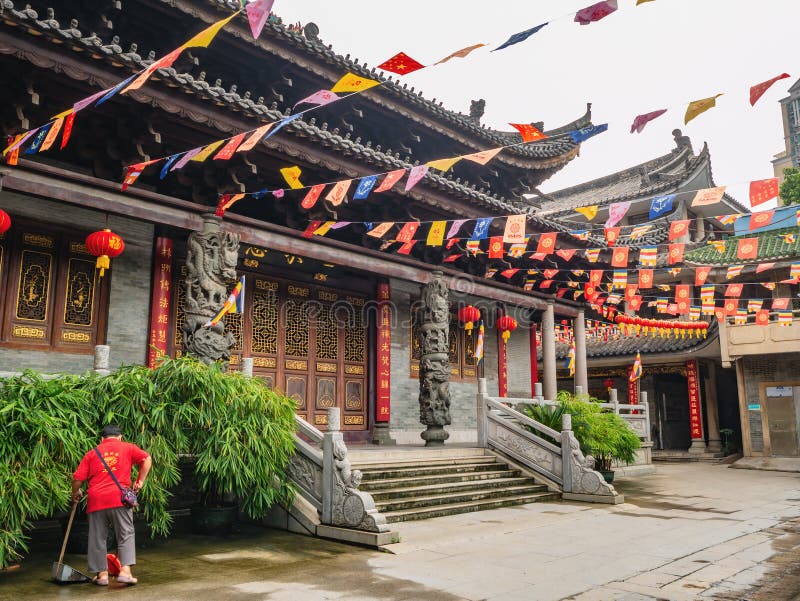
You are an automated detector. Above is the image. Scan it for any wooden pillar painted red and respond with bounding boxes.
[148,237,173,368]
[530,322,539,397]
[498,308,508,398]
[375,282,391,422]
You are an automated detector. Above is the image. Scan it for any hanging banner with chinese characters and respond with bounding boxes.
[148,237,173,368]
[375,282,392,423]
[686,359,703,440]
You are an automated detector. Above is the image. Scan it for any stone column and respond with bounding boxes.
[182,214,240,365]
[418,272,451,446]
[573,309,588,394]
[542,300,557,401]
[529,320,539,398]
[704,361,722,452]
[93,345,110,376]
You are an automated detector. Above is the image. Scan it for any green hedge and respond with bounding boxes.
[0,356,297,568]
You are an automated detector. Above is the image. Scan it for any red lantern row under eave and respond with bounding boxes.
[458,305,481,331]
[497,315,518,344]
[0,209,10,236]
[85,228,125,277]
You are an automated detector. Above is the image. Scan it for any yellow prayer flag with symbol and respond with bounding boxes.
[280,166,304,189]
[685,94,723,125]
[330,72,380,93]
[181,13,237,49]
[190,140,225,162]
[427,221,447,246]
[313,221,335,236]
[426,157,462,172]
[575,205,598,221]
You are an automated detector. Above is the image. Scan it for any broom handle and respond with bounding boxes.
[57,501,78,571]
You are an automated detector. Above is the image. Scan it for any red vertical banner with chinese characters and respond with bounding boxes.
[148,237,173,368]
[375,282,391,423]
[498,309,508,398]
[627,366,639,406]
[685,359,703,440]
[529,322,538,397]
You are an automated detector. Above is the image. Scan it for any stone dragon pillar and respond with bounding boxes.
[418,271,452,446]
[182,214,240,365]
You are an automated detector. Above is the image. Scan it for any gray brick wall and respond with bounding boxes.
[0,192,153,373]
[505,305,532,398]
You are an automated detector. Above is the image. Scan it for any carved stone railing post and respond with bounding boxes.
[183,213,240,366]
[561,414,574,493]
[418,271,451,446]
[534,382,544,404]
[560,412,622,503]
[477,377,489,448]
[93,345,110,376]
[610,388,619,414]
[241,357,254,377]
[642,391,651,442]
[321,408,389,533]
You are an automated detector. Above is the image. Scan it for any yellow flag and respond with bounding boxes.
[636,0,655,4]
[280,166,304,189]
[40,117,64,152]
[313,221,335,236]
[330,72,380,93]
[427,221,447,246]
[685,94,723,124]
[575,205,598,221]
[182,13,237,49]
[191,140,225,162]
[51,108,74,120]
[426,157,461,172]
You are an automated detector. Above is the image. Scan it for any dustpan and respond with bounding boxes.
[52,501,91,584]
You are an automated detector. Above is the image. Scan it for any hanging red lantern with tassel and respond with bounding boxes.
[497,315,518,344]
[85,228,125,277]
[458,305,481,332]
[0,209,10,236]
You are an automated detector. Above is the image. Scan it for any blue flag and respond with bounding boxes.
[353,175,378,200]
[471,218,493,240]
[648,194,675,220]
[24,124,51,154]
[160,155,180,179]
[568,123,608,144]
[492,22,548,52]
[263,113,301,141]
[95,75,137,107]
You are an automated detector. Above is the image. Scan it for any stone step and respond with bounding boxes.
[354,455,497,472]
[358,461,508,481]
[374,484,551,513]
[358,468,523,491]
[367,477,542,502]
[382,491,561,523]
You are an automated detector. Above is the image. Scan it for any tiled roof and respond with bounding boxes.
[683,227,800,266]
[551,320,718,360]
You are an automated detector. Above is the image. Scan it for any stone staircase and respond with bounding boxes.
[350,449,559,523]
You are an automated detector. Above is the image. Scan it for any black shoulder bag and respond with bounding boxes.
[93,447,139,509]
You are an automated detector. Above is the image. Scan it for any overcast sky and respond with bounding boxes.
[276,0,795,211]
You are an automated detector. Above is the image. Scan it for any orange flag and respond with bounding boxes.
[605,227,620,247]
[536,232,557,255]
[40,117,65,152]
[610,247,629,268]
[374,169,406,193]
[749,178,779,208]
[669,220,690,241]
[237,122,276,153]
[367,222,395,238]
[325,180,352,206]
[300,184,326,210]
[462,147,503,165]
[638,269,653,289]
[692,186,726,207]
[510,123,547,143]
[736,237,758,260]
[668,243,684,265]
[749,210,774,230]
[685,94,723,124]
[435,43,486,64]
[695,266,711,286]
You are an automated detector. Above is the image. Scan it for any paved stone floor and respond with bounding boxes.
[2,463,800,600]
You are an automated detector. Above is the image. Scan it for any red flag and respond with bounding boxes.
[749,210,774,230]
[724,299,738,315]
[625,284,638,302]
[374,169,406,193]
[669,220,690,241]
[574,0,618,24]
[544,269,559,279]
[590,270,603,285]
[213,132,247,161]
[396,222,420,243]
[302,220,323,238]
[755,309,770,325]
[488,236,504,258]
[750,73,790,106]
[396,240,418,255]
[638,269,653,289]
[629,296,643,311]
[500,268,520,279]
[695,266,711,286]
[378,52,425,75]
[756,262,776,274]
[300,184,326,210]
[725,283,744,297]
[772,298,790,310]
[630,109,667,133]
[510,123,547,143]
[556,288,569,298]
[555,248,577,262]
[749,178,779,208]
[605,227,620,247]
[443,254,460,263]
[675,285,690,314]
[668,243,684,265]
[611,247,629,268]
[60,112,76,149]
[736,237,758,260]
[536,232,557,255]
[121,159,159,191]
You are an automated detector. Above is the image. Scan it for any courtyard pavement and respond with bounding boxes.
[2,463,800,600]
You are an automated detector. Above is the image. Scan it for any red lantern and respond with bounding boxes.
[85,228,125,277]
[458,305,481,332]
[0,209,10,236]
[497,315,518,344]
[603,377,615,390]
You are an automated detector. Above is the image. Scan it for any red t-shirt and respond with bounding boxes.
[73,439,149,513]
